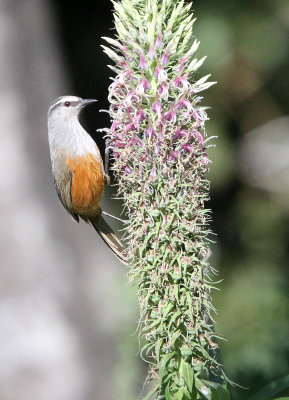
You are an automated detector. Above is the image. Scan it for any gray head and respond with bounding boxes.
[48,95,99,156]
[48,95,97,121]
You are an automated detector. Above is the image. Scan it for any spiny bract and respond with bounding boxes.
[102,0,229,399]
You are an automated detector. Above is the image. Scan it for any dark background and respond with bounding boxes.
[0,0,288,399]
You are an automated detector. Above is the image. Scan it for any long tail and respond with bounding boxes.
[89,215,127,264]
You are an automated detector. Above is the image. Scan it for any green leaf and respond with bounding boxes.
[143,318,160,331]
[180,360,194,392]
[173,284,179,303]
[169,331,181,348]
[155,220,161,235]
[273,398,289,400]
[162,302,174,320]
[159,352,176,378]
[142,385,158,400]
[186,292,193,318]
[204,381,230,400]
[168,311,182,329]
[174,387,191,400]
[195,379,230,400]
[248,375,289,400]
[140,342,154,362]
[195,378,212,399]
[165,384,174,400]
[155,339,163,363]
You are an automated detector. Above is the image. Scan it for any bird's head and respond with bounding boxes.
[48,96,97,122]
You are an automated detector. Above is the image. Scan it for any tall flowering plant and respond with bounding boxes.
[102,0,229,398]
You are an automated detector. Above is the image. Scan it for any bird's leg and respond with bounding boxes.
[104,139,111,185]
[103,139,129,224]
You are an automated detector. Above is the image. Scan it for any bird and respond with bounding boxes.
[48,95,126,263]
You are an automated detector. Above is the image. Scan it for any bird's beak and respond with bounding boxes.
[80,98,98,107]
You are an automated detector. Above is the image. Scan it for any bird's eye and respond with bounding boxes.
[64,101,71,107]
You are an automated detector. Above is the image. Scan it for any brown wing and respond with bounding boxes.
[53,157,79,221]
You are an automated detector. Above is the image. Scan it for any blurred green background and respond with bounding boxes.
[0,0,288,399]
[52,0,289,398]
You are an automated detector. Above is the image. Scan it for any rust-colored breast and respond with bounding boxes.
[66,153,104,218]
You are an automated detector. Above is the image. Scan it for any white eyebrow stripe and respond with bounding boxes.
[49,98,66,112]
[54,99,65,107]
[49,96,81,113]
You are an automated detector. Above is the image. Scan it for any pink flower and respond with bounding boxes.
[164,109,177,124]
[181,144,194,156]
[118,69,134,83]
[173,130,189,141]
[193,130,204,145]
[124,123,136,134]
[110,120,119,133]
[155,65,167,82]
[178,56,186,72]
[168,150,179,162]
[135,109,147,129]
[158,82,169,100]
[146,125,156,139]
[150,163,157,179]
[152,99,162,117]
[193,108,208,127]
[199,150,210,166]
[139,53,148,70]
[121,46,133,61]
[123,91,140,107]
[121,45,129,53]
[124,165,132,174]
[136,77,151,96]
[153,144,160,155]
[113,140,125,149]
[155,33,163,49]
[161,52,169,66]
[128,136,142,147]
[175,98,193,113]
[146,154,152,163]
[148,44,155,60]
[173,76,191,91]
